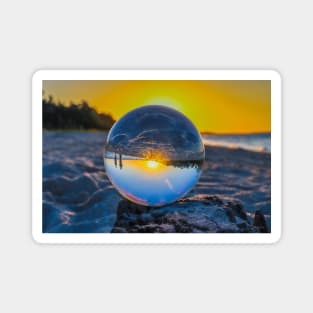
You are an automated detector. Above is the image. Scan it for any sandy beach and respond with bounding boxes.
[43,131,271,233]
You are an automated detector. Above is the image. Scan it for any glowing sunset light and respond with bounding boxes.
[147,160,159,169]
[43,80,271,134]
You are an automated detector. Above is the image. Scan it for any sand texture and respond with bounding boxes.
[43,132,271,233]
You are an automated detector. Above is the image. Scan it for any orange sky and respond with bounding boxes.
[43,80,271,134]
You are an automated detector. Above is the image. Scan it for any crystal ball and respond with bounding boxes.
[104,105,205,207]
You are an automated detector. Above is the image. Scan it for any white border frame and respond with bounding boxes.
[32,70,281,244]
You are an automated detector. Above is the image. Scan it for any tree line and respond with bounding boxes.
[43,95,115,130]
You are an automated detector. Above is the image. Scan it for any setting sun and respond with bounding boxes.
[147,160,159,169]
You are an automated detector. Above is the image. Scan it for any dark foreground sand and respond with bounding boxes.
[43,132,271,233]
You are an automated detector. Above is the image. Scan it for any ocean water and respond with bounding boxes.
[104,157,202,207]
[201,133,271,153]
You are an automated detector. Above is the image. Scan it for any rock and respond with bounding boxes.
[237,222,248,231]
[213,208,227,221]
[112,195,258,233]
[137,224,175,233]
[111,227,127,233]
[253,210,269,233]
[174,223,192,233]
[117,199,151,216]
[224,207,236,223]
[204,195,223,205]
[226,202,247,221]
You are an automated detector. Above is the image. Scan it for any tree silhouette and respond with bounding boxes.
[43,94,115,130]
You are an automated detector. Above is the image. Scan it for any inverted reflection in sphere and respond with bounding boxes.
[104,105,205,206]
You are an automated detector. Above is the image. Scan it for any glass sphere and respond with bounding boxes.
[104,105,205,207]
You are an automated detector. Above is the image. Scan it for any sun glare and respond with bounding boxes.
[147,160,159,168]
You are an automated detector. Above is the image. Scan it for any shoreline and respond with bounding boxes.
[43,130,271,154]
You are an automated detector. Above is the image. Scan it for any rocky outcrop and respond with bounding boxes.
[112,195,269,233]
[253,210,269,233]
